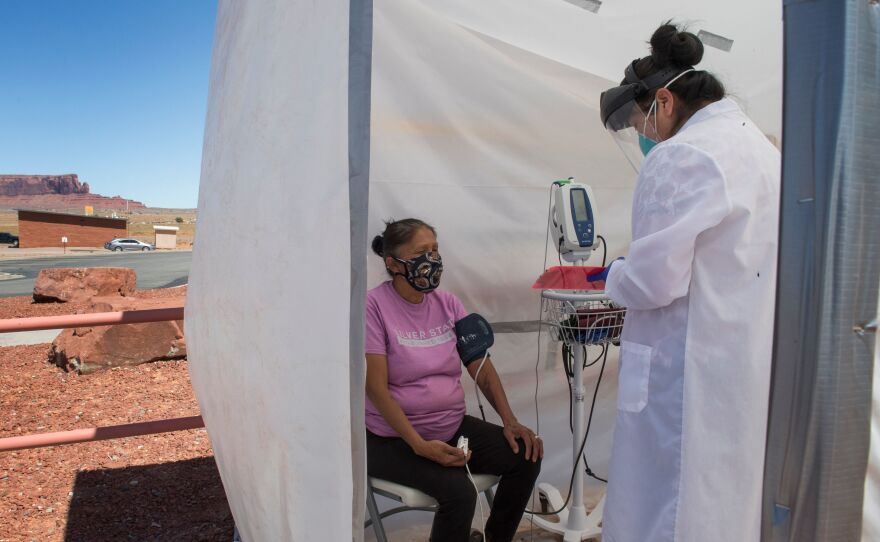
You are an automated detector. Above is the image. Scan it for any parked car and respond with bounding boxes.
[0,232,19,247]
[105,238,155,252]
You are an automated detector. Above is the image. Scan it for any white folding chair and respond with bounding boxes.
[365,474,500,542]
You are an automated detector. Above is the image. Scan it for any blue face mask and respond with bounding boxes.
[639,133,658,156]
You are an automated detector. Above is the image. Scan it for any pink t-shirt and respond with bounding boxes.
[365,281,468,442]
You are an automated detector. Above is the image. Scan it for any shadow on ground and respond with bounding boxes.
[64,457,233,542]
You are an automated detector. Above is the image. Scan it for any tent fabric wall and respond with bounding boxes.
[186,1,357,540]
[763,1,880,541]
[417,0,783,143]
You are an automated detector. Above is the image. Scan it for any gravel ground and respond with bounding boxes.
[0,288,233,542]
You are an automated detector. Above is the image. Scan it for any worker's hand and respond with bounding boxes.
[587,257,625,283]
[503,420,543,462]
[415,440,471,467]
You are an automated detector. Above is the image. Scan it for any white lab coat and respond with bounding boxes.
[603,98,780,542]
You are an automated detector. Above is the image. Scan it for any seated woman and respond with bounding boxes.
[365,218,543,542]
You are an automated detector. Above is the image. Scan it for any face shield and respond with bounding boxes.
[600,89,659,172]
[600,60,691,172]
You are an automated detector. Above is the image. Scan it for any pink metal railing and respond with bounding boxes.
[0,307,200,452]
[0,416,205,452]
[0,307,184,333]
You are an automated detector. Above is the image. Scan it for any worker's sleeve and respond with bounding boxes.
[605,143,732,310]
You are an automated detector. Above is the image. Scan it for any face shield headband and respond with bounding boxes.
[392,251,443,292]
[599,59,692,131]
[599,60,693,172]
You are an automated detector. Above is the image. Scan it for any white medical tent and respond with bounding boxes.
[184,0,879,540]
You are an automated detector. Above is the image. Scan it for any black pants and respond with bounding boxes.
[367,415,541,542]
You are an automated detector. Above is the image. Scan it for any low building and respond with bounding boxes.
[153,225,179,249]
[17,210,127,248]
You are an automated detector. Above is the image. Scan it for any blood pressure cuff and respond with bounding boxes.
[455,313,494,367]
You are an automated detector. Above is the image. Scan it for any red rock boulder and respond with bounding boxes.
[48,296,186,374]
[33,268,137,303]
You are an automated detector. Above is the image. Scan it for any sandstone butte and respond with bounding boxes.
[0,174,145,210]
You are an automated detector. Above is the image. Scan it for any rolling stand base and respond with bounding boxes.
[527,483,605,541]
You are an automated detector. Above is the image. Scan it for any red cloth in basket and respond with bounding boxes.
[531,266,605,290]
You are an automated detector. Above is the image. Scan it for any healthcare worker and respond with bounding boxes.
[593,23,781,542]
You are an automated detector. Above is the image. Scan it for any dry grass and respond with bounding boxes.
[124,209,197,246]
[0,208,197,246]
[0,210,17,236]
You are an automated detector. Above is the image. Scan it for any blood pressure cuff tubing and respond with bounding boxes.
[455,313,494,367]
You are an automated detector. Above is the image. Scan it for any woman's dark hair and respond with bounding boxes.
[371,218,436,275]
[634,22,725,116]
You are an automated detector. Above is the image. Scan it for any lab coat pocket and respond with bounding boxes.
[618,341,652,413]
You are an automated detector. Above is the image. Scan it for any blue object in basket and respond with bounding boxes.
[559,308,623,344]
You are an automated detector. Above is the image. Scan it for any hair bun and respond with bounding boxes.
[371,234,385,257]
[650,23,704,68]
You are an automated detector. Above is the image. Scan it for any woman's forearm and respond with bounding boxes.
[367,386,426,452]
[472,359,517,425]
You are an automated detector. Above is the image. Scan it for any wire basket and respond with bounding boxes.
[541,292,626,346]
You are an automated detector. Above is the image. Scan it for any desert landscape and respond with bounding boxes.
[0,209,196,248]
[0,175,197,248]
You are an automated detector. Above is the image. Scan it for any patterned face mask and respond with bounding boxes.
[392,251,443,292]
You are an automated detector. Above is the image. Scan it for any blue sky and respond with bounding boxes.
[0,1,217,209]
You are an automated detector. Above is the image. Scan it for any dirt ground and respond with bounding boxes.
[0,290,232,542]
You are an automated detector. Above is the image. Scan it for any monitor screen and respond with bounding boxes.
[572,189,591,222]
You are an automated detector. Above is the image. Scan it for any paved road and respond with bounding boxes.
[0,329,62,346]
[0,251,192,298]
